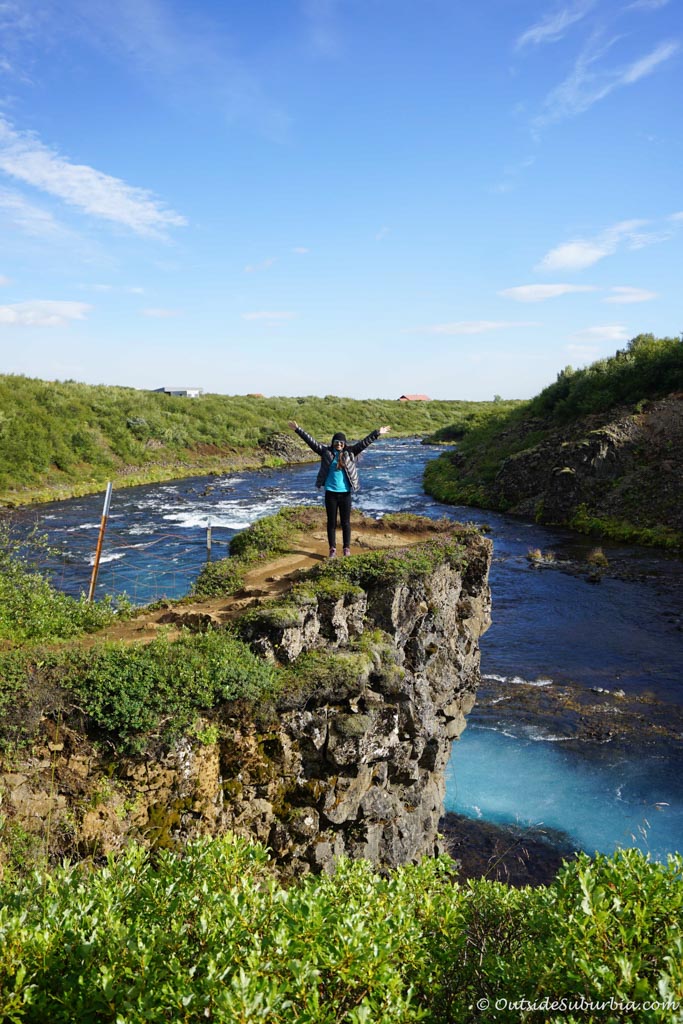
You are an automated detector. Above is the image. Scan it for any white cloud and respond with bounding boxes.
[571,324,629,342]
[499,283,597,302]
[411,321,540,335]
[604,286,657,303]
[0,116,186,238]
[142,307,181,318]
[622,41,680,83]
[535,37,679,126]
[670,211,683,222]
[0,300,91,327]
[537,240,611,271]
[516,0,595,49]
[0,186,69,238]
[244,258,276,273]
[292,246,310,254]
[536,218,650,271]
[375,226,390,241]
[242,311,295,321]
[627,0,671,11]
[0,274,10,286]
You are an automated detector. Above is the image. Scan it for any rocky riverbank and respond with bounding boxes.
[425,393,683,549]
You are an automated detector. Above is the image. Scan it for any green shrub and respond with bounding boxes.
[0,630,275,750]
[0,839,680,1023]
[0,522,126,642]
[530,334,683,422]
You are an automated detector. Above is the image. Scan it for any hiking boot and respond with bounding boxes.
[329,547,337,559]
[343,547,351,556]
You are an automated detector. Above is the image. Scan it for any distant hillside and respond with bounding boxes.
[424,334,683,548]
[0,376,518,505]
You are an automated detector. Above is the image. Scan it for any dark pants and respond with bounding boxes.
[325,490,352,549]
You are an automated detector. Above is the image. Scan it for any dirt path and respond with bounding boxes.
[93,524,429,645]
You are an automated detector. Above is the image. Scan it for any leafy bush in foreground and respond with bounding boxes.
[0,839,680,1023]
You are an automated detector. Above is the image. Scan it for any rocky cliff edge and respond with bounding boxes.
[0,520,492,877]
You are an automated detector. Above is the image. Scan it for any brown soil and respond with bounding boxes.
[90,524,431,646]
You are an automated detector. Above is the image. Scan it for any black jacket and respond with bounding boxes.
[295,427,381,491]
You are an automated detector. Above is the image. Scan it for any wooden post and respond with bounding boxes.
[206,523,212,561]
[87,482,113,602]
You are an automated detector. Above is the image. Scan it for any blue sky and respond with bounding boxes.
[0,0,680,400]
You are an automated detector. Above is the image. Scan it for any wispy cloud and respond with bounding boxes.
[0,300,91,327]
[0,275,10,286]
[535,37,679,126]
[142,307,182,318]
[536,218,652,271]
[500,283,597,302]
[571,324,629,341]
[0,1,42,83]
[408,321,540,335]
[292,246,310,254]
[604,286,657,303]
[242,311,296,322]
[301,0,342,57]
[375,226,390,242]
[66,0,290,141]
[490,155,536,195]
[0,186,69,238]
[244,258,276,273]
[0,117,186,238]
[516,0,596,49]
[627,0,671,11]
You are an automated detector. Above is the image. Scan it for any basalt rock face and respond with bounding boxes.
[0,537,492,877]
[489,395,683,535]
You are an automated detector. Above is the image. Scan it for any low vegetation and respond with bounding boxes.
[424,335,683,548]
[0,509,478,752]
[0,836,680,1022]
[0,375,510,504]
[0,520,127,643]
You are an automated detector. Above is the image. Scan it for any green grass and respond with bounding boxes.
[0,374,513,503]
[423,335,683,548]
[0,838,680,1022]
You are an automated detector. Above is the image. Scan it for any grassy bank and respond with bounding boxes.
[0,375,513,506]
[424,335,683,549]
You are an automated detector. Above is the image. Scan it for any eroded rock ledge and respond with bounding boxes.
[1,530,491,877]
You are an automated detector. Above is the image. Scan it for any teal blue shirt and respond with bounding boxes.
[324,453,351,492]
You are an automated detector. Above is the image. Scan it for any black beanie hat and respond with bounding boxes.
[331,432,347,445]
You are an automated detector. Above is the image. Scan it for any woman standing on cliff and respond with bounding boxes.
[287,421,391,558]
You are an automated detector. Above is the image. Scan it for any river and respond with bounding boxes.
[11,438,683,861]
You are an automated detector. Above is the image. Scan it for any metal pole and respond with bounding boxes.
[206,523,212,561]
[87,482,113,602]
